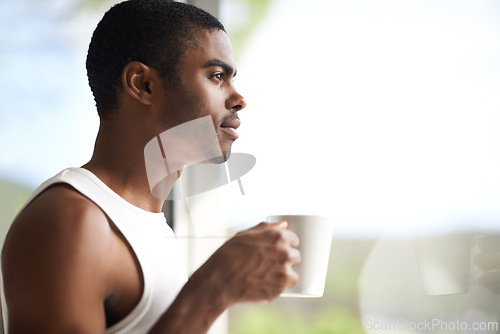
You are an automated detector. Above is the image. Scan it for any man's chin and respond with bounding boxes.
[200,151,231,164]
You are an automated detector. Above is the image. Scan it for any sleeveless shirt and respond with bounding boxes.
[1,168,188,333]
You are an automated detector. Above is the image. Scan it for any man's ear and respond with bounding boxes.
[122,61,156,106]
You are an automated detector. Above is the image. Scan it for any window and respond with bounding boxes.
[2,0,499,333]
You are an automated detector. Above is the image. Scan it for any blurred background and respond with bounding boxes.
[1,0,500,333]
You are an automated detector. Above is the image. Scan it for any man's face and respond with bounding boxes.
[158,29,246,163]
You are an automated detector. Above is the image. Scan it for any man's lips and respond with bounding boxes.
[220,117,240,139]
[220,117,241,129]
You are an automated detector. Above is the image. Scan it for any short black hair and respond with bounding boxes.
[86,0,225,119]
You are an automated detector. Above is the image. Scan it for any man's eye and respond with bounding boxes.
[211,73,223,81]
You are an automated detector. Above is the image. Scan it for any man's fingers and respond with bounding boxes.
[252,221,299,248]
[285,265,300,290]
[289,247,301,266]
[220,220,304,304]
[270,220,288,229]
[253,220,288,231]
[281,228,300,248]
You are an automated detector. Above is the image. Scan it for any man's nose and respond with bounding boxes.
[227,89,247,111]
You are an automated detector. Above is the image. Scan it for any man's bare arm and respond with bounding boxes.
[1,186,117,333]
[149,221,301,334]
[3,186,299,334]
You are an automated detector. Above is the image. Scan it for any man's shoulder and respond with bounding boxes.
[16,183,107,230]
[1,185,119,333]
[3,183,113,260]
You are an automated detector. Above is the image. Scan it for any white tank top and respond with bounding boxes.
[1,168,188,334]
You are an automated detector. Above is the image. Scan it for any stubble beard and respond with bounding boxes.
[200,148,231,164]
[160,82,233,165]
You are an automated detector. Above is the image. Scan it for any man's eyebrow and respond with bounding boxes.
[203,58,237,77]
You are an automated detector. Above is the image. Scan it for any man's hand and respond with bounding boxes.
[205,221,301,304]
[150,221,300,334]
[475,235,500,294]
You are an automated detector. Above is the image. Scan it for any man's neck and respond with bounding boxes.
[83,122,179,213]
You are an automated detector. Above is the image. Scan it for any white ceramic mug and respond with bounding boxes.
[267,215,334,297]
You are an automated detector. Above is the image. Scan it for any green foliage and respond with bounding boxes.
[74,0,118,12]
[231,306,365,334]
[229,238,375,333]
[310,308,365,334]
[0,179,32,245]
[225,0,273,60]
[231,307,288,334]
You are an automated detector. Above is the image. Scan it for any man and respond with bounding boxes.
[1,1,300,333]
